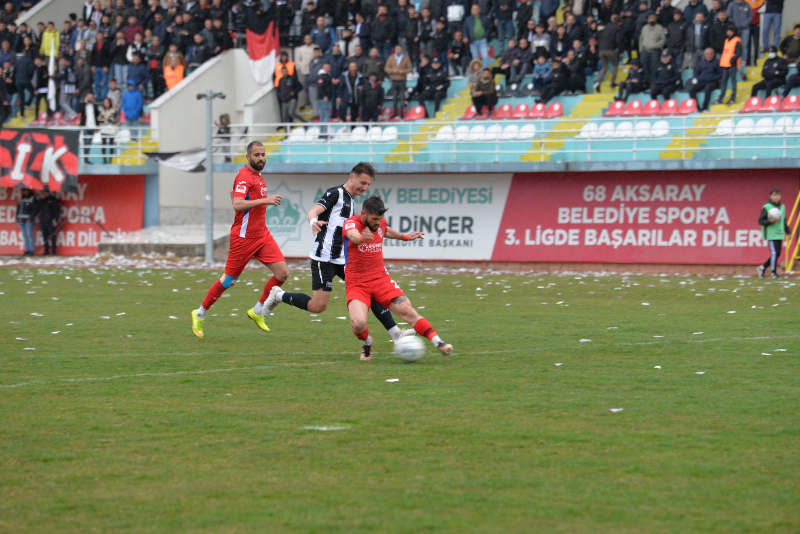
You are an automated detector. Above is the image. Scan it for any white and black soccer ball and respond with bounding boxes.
[768,207,781,223]
[394,335,426,362]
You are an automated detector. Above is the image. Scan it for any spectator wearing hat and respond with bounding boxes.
[417,56,449,114]
[274,50,295,88]
[650,49,680,101]
[751,46,787,97]
[779,24,800,66]
[639,13,665,83]
[714,25,741,104]
[687,47,722,111]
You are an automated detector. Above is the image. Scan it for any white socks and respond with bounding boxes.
[274,287,285,300]
[196,306,207,320]
[431,335,443,346]
[254,302,264,315]
[388,326,402,341]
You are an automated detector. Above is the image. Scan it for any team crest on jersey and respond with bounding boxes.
[377,227,384,238]
[261,186,267,197]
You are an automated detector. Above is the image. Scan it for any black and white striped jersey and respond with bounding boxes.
[310,185,353,265]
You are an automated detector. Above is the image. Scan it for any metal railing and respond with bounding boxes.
[68,125,150,166]
[214,114,800,164]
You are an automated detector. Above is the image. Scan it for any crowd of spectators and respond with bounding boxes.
[0,0,798,127]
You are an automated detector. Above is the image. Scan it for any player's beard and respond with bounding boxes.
[367,222,379,231]
[249,158,265,171]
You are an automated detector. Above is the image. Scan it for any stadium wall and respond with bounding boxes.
[16,0,84,28]
[158,169,798,266]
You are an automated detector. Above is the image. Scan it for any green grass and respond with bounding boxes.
[1,265,799,532]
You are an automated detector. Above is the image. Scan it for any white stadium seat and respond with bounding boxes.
[381,126,398,142]
[331,127,350,143]
[593,122,615,139]
[304,126,321,142]
[468,125,486,141]
[576,123,598,139]
[500,124,519,140]
[117,128,132,145]
[650,121,669,137]
[288,127,306,143]
[455,125,470,141]
[367,126,383,142]
[613,121,633,138]
[517,124,537,140]
[633,121,652,138]
[482,124,502,141]
[349,126,367,142]
[753,118,774,135]
[772,117,793,134]
[734,118,754,136]
[791,118,800,135]
[712,119,734,136]
[434,126,454,141]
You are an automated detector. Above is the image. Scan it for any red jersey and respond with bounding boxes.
[231,166,268,239]
[343,215,387,279]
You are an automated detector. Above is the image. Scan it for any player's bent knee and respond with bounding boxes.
[220,274,238,288]
[350,318,367,333]
[308,301,328,313]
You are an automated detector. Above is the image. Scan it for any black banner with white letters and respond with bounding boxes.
[0,129,79,192]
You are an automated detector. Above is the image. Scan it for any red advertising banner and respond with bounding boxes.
[0,129,80,192]
[0,175,145,255]
[492,170,799,265]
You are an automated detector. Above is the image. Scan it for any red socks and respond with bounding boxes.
[258,276,285,305]
[414,318,437,341]
[201,281,226,310]
[355,327,370,341]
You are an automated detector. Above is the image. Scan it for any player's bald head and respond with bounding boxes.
[246,141,264,156]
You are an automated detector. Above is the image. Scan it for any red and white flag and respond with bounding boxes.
[245,3,280,86]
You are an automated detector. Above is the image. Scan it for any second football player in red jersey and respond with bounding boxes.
[343,195,454,360]
[190,141,289,338]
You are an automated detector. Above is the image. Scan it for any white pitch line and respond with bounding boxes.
[2,335,796,390]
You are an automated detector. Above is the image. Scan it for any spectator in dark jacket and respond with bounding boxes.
[187,34,212,72]
[687,47,722,111]
[337,61,364,121]
[16,188,37,256]
[655,0,677,27]
[316,62,333,126]
[686,12,710,69]
[37,190,61,256]
[449,29,470,75]
[515,0,532,38]
[617,58,645,100]
[751,46,788,97]
[277,67,305,125]
[13,54,34,112]
[709,10,735,53]
[650,50,680,100]
[537,58,567,103]
[539,0,559,24]
[666,10,688,65]
[417,56,449,113]
[361,72,384,122]
[510,37,532,85]
[491,38,517,86]
[594,15,622,92]
[683,0,708,23]
[779,24,800,66]
[371,6,396,60]
[127,52,148,91]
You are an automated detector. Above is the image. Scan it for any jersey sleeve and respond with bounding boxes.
[232,175,249,199]
[316,187,340,212]
[343,216,362,235]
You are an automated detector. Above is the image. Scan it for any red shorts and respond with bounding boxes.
[225,233,285,278]
[346,270,406,309]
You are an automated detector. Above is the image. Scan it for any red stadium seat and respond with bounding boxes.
[30,112,49,126]
[139,112,151,125]
[379,107,394,121]
[676,98,698,115]
[657,99,678,116]
[739,96,762,113]
[460,105,478,120]
[52,111,64,126]
[68,114,82,126]
[511,103,529,119]
[759,95,781,112]
[119,111,126,123]
[623,100,644,116]
[491,103,513,119]
[404,105,426,121]
[780,94,800,112]
[473,106,491,119]
[545,102,563,118]
[389,107,409,121]
[527,103,547,118]
[603,100,625,117]
[641,100,661,116]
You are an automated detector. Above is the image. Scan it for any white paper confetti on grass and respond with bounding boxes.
[608,408,624,413]
[52,297,58,301]
[727,311,736,314]
[168,316,178,319]
[31,313,43,317]
[23,348,35,351]
[653,335,664,338]
[66,323,73,326]
[693,332,704,335]
[774,349,787,352]
[579,339,592,343]
[762,353,772,356]
[51,331,60,334]
[302,426,349,431]
[654,366,662,369]
[385,378,399,382]
[336,316,347,320]
[695,372,705,375]
[16,337,27,341]
[100,316,110,319]
[311,319,322,322]
[554,363,564,366]
[116,312,125,316]
[642,303,650,306]
[607,327,618,330]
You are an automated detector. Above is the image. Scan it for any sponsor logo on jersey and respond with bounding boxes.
[358,242,383,253]
[235,183,247,194]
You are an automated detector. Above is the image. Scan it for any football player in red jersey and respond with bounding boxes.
[190,141,289,338]
[343,195,454,360]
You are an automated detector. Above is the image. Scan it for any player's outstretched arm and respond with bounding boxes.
[231,195,282,212]
[307,204,327,235]
[385,227,424,241]
[345,228,368,245]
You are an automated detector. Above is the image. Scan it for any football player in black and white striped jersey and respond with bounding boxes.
[263,162,414,351]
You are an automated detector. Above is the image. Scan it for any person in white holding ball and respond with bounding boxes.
[757,188,793,279]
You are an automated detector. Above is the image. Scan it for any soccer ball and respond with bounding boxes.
[768,208,781,223]
[394,335,426,362]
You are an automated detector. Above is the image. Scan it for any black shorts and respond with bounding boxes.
[310,259,346,291]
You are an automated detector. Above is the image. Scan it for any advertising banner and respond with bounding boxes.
[492,170,798,265]
[0,175,145,255]
[0,129,80,192]
[263,174,512,261]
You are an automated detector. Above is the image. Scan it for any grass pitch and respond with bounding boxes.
[1,264,798,532]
